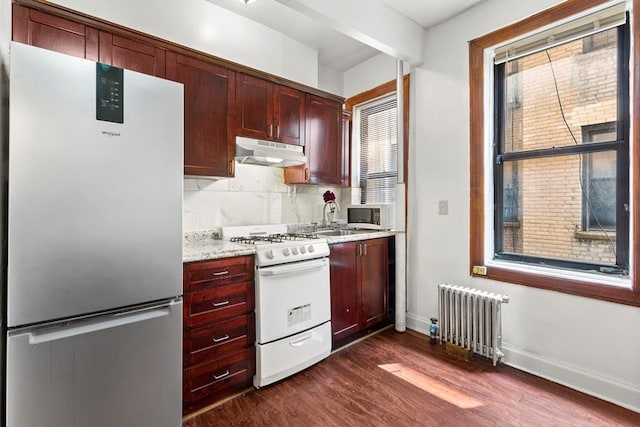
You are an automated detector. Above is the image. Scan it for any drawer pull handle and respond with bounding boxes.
[212,270,229,277]
[212,300,230,307]
[213,370,230,380]
[289,333,313,347]
[212,335,230,343]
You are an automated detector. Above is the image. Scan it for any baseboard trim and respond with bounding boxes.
[406,312,429,334]
[502,345,640,414]
[406,312,639,413]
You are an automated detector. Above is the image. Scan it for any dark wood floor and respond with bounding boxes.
[183,327,640,426]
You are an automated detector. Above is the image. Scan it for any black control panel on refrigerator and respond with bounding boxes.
[96,63,123,123]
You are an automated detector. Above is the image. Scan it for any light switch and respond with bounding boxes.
[438,200,448,215]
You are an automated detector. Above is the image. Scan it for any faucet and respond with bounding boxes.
[322,201,340,228]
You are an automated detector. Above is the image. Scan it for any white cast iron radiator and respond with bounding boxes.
[438,284,509,366]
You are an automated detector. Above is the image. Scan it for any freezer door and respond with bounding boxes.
[8,43,183,327]
[6,299,183,427]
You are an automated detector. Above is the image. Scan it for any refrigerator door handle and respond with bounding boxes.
[27,301,178,345]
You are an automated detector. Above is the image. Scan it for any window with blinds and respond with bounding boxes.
[358,95,397,204]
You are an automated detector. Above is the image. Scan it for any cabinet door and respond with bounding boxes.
[12,4,99,61]
[236,73,273,140]
[305,94,344,185]
[167,52,236,177]
[99,32,166,78]
[329,242,360,343]
[273,85,305,145]
[360,238,388,328]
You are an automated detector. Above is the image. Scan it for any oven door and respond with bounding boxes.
[256,257,330,344]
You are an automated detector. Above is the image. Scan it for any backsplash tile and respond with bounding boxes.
[183,163,350,231]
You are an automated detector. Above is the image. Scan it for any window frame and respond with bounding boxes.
[469,0,640,307]
[345,74,410,202]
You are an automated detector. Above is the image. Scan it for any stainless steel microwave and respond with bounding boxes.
[346,204,395,230]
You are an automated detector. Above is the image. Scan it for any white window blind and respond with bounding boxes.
[494,2,626,64]
[359,95,397,204]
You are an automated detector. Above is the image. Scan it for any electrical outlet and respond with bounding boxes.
[472,265,487,275]
[438,200,448,215]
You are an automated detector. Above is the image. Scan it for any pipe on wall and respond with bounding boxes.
[395,58,407,332]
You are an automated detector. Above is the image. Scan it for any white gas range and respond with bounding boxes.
[222,225,332,388]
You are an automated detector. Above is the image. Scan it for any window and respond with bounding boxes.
[470,1,640,306]
[493,21,629,275]
[356,95,398,204]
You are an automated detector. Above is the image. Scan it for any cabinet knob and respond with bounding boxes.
[268,124,274,138]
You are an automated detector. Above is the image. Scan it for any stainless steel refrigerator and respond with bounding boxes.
[5,42,184,427]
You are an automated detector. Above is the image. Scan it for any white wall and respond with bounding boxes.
[183,166,349,231]
[343,52,400,98]
[318,64,344,96]
[49,0,319,86]
[405,0,640,412]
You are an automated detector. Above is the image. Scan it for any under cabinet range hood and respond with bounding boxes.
[235,136,306,167]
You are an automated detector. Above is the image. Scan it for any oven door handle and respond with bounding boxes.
[259,258,328,277]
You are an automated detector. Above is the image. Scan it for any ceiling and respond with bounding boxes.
[206,0,485,71]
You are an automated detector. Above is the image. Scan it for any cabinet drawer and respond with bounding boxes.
[184,313,255,367]
[184,281,255,327]
[185,256,254,292]
[183,347,254,404]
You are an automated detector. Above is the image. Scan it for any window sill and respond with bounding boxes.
[574,230,616,241]
[475,260,639,307]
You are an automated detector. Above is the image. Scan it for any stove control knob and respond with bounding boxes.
[292,247,299,255]
[283,248,290,256]
[308,245,315,253]
[300,246,307,254]
[266,249,275,259]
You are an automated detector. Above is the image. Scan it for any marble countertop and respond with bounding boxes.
[182,229,396,263]
[324,230,396,244]
[183,239,256,263]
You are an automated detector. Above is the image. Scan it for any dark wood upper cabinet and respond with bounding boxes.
[235,73,273,140]
[285,94,344,185]
[99,32,166,78]
[236,73,305,145]
[273,85,305,145]
[166,52,236,177]
[12,4,99,61]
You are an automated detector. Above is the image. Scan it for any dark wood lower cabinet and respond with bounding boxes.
[329,238,389,347]
[329,242,360,342]
[183,256,255,415]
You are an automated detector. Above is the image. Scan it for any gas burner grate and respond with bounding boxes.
[269,233,320,241]
[230,236,284,244]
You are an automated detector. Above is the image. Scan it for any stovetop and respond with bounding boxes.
[229,233,320,245]
[222,225,329,267]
